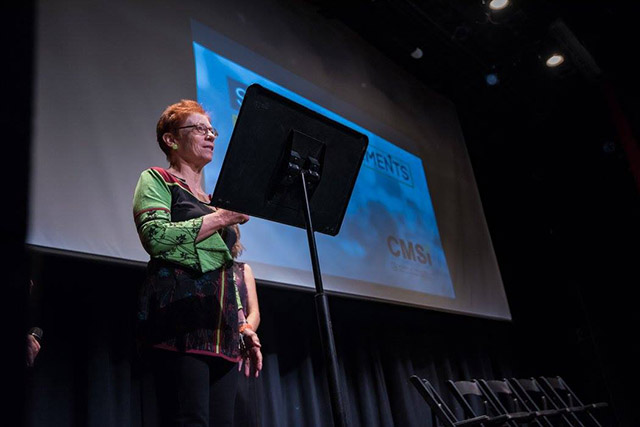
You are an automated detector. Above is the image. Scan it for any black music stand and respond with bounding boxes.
[212,84,368,426]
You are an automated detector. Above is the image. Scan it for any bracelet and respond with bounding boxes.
[239,323,253,334]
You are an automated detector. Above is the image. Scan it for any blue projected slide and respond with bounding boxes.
[192,22,455,298]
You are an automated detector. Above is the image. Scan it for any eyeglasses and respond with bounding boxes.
[178,123,219,137]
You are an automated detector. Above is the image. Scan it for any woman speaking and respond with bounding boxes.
[133,100,262,426]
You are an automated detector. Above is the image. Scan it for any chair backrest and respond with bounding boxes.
[508,378,566,427]
[409,376,457,427]
[451,380,484,397]
[482,379,521,413]
[447,380,493,419]
[542,376,588,408]
[516,378,541,393]
[539,376,576,407]
[511,378,550,411]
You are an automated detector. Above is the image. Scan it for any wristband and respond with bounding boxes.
[239,323,253,334]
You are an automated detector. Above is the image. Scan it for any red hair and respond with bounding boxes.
[156,100,209,156]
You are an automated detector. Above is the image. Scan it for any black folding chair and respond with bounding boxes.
[524,377,586,427]
[447,380,531,426]
[409,375,489,427]
[478,379,545,426]
[539,377,608,427]
[508,378,572,427]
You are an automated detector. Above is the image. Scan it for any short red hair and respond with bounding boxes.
[156,100,210,156]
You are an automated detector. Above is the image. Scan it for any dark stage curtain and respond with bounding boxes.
[25,251,519,427]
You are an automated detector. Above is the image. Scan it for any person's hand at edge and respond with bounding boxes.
[26,334,41,368]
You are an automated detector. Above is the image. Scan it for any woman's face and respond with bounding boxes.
[173,112,217,166]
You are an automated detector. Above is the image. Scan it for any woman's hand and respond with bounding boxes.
[239,329,263,378]
[197,209,249,242]
[216,209,249,226]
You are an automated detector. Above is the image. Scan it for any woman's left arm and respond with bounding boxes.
[243,264,261,331]
[237,263,262,377]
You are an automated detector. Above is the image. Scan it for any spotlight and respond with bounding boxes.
[410,47,423,59]
[485,73,499,86]
[489,0,509,11]
[545,54,565,67]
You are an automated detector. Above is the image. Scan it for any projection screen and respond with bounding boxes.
[28,0,511,320]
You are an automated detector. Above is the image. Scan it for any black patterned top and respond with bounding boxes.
[133,167,242,361]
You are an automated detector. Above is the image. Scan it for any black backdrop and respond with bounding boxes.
[23,248,617,427]
[24,250,508,427]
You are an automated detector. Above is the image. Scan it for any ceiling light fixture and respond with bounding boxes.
[485,73,499,86]
[545,54,565,67]
[489,0,509,11]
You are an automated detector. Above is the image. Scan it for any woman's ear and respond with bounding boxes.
[162,132,177,151]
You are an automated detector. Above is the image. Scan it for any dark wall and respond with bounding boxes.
[2,2,35,427]
[458,75,639,426]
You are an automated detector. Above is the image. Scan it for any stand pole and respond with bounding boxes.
[300,171,348,427]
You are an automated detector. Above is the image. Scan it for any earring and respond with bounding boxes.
[171,143,178,150]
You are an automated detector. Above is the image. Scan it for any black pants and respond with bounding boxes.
[149,350,239,427]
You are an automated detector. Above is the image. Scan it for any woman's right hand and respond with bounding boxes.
[215,208,249,226]
[197,209,249,242]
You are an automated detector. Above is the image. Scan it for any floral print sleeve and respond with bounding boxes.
[132,168,233,273]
